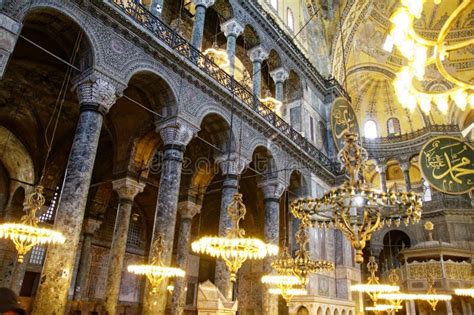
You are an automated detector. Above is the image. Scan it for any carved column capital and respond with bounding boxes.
[83,218,102,235]
[270,67,289,84]
[156,117,198,148]
[220,18,244,38]
[399,161,411,172]
[192,0,215,8]
[178,201,201,220]
[74,73,123,115]
[215,153,249,176]
[112,177,145,201]
[248,45,269,63]
[258,179,286,201]
[376,163,388,174]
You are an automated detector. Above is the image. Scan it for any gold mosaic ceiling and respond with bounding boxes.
[342,0,474,137]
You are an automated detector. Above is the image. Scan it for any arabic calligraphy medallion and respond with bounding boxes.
[420,136,474,195]
[331,98,359,151]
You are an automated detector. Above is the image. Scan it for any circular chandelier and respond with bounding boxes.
[261,273,305,305]
[350,257,399,305]
[271,223,334,285]
[388,0,474,114]
[203,46,230,68]
[455,287,474,298]
[128,234,185,293]
[192,193,278,282]
[365,304,402,313]
[0,186,66,263]
[291,133,423,264]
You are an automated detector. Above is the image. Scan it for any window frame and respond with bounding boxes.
[364,120,378,139]
[287,7,295,31]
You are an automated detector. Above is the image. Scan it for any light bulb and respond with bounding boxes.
[402,0,425,18]
[406,93,418,112]
[452,90,467,110]
[383,34,394,52]
[468,94,474,108]
[391,28,408,47]
[400,39,415,60]
[391,8,412,31]
[418,95,431,114]
[435,96,449,114]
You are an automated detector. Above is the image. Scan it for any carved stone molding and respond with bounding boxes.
[83,218,102,235]
[215,153,250,176]
[74,73,123,114]
[178,201,201,220]
[192,0,216,8]
[112,177,145,201]
[257,179,286,200]
[247,45,269,63]
[156,117,199,147]
[220,18,244,38]
[270,67,289,83]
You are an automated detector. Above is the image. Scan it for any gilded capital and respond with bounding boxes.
[258,179,286,200]
[270,67,289,83]
[112,177,145,201]
[248,45,269,63]
[83,218,102,235]
[76,76,119,113]
[156,117,198,147]
[178,201,201,219]
[220,18,244,38]
[216,153,249,176]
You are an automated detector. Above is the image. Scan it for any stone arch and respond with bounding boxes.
[297,306,310,315]
[212,0,234,20]
[198,112,236,153]
[243,24,261,49]
[371,227,416,260]
[261,49,282,96]
[325,308,331,315]
[0,126,35,188]
[251,146,278,179]
[317,307,323,315]
[19,4,99,70]
[348,310,354,315]
[286,70,303,103]
[341,310,346,315]
[334,309,340,315]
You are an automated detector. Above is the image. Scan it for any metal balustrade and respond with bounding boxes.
[362,125,460,144]
[110,0,339,174]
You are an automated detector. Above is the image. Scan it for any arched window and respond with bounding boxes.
[364,120,378,139]
[287,8,294,31]
[387,117,401,136]
[269,0,278,10]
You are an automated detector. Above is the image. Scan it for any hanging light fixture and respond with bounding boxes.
[0,186,66,263]
[379,269,415,311]
[388,0,474,114]
[365,304,402,313]
[414,275,452,311]
[268,287,308,304]
[259,89,282,116]
[291,133,423,264]
[350,256,400,305]
[192,193,278,282]
[455,287,474,298]
[261,272,305,305]
[128,234,185,293]
[271,221,334,286]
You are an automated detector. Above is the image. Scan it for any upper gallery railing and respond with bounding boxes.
[110,0,339,174]
[362,125,460,144]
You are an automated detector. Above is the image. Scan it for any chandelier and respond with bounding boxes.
[192,193,278,282]
[455,287,474,298]
[415,275,452,311]
[365,304,403,313]
[271,222,334,285]
[350,256,399,305]
[388,0,474,114]
[0,186,66,263]
[261,273,305,305]
[259,90,282,116]
[128,234,185,293]
[203,45,230,68]
[291,133,423,264]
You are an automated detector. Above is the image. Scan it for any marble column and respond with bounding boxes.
[446,300,453,315]
[378,164,387,191]
[171,201,202,315]
[33,75,120,315]
[270,67,289,103]
[214,153,248,300]
[400,162,412,191]
[220,19,244,76]
[191,0,215,50]
[258,179,285,315]
[0,11,21,79]
[143,118,197,315]
[409,300,417,314]
[247,45,269,98]
[74,218,102,300]
[104,178,145,314]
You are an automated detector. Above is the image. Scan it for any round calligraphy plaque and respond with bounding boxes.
[420,136,474,195]
[330,97,359,151]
